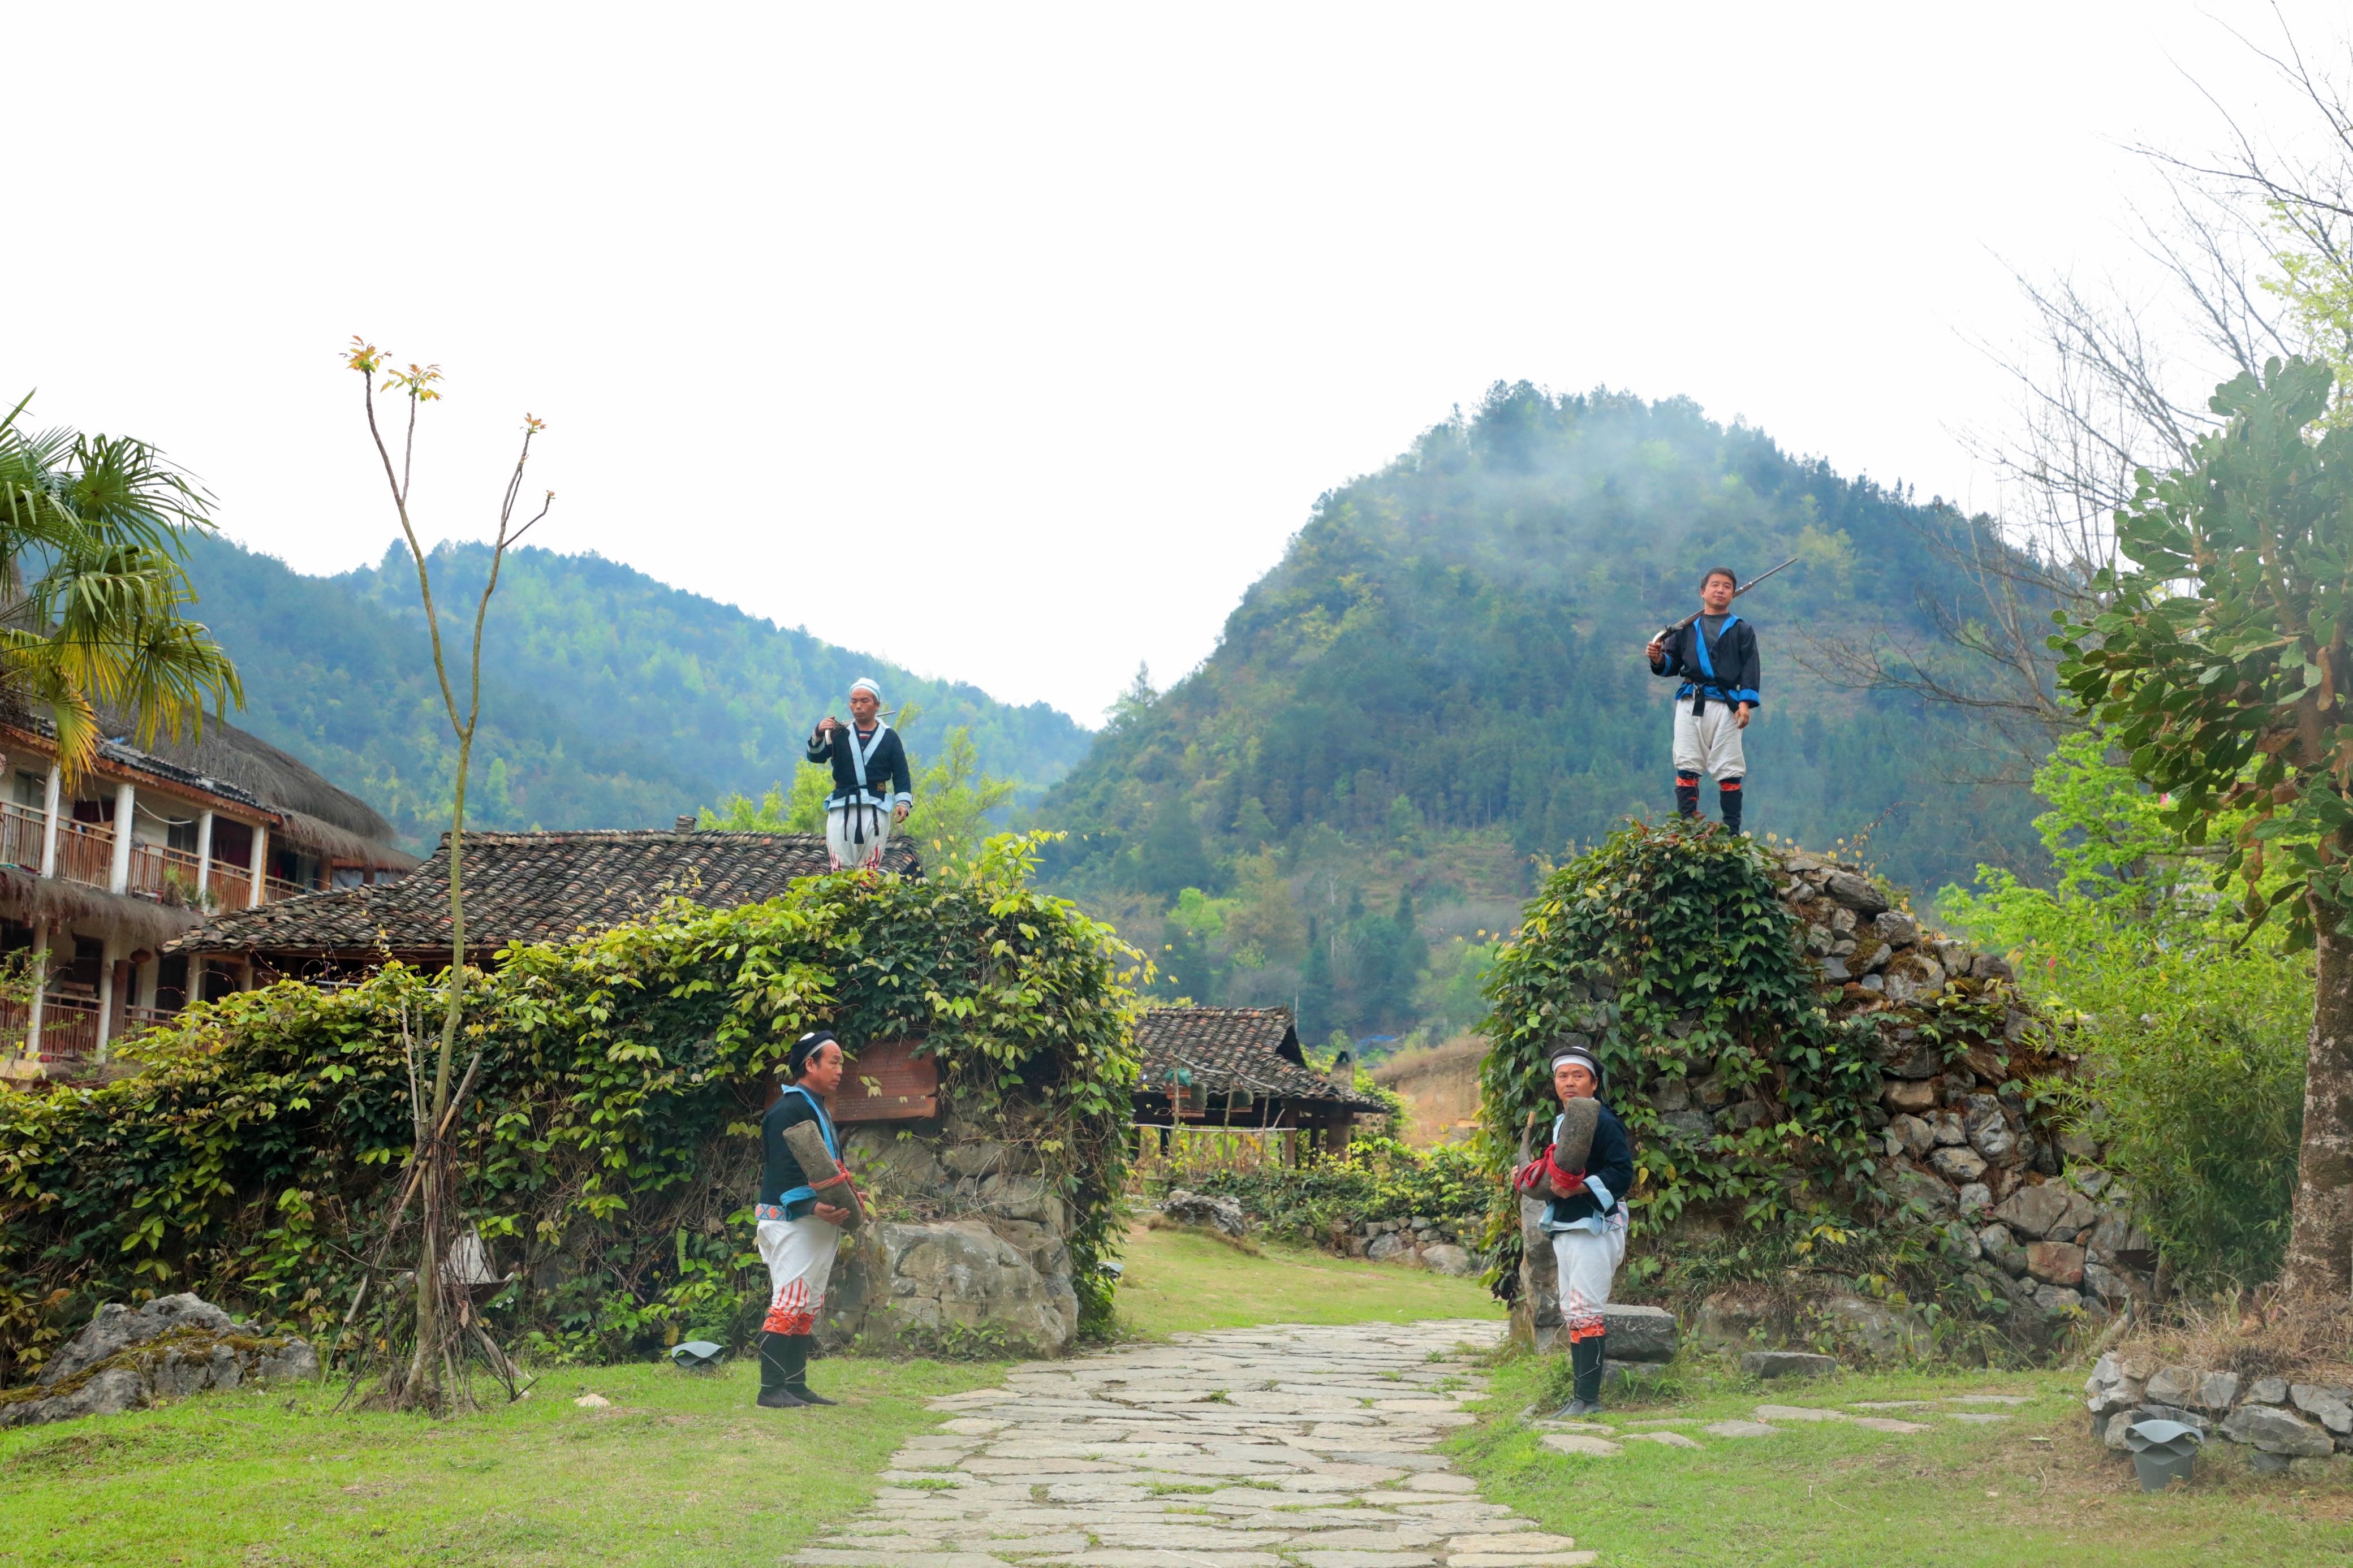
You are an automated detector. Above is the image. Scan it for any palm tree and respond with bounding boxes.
[0,392,243,779]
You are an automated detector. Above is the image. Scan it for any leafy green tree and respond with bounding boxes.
[2057,354,2353,1294]
[0,393,243,776]
[1941,727,2308,1289]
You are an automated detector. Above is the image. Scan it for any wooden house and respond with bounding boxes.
[0,711,416,1073]
[1130,1005,1384,1151]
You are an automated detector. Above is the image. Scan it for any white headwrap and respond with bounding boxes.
[850,677,883,702]
[1551,1044,1604,1091]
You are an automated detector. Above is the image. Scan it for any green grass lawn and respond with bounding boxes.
[1449,1352,2353,1567]
[0,1355,998,1568]
[0,1221,1500,1566]
[1112,1221,1506,1338]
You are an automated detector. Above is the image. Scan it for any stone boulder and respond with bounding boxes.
[0,1293,318,1429]
[1600,1304,1678,1363]
[821,1219,1076,1358]
[1160,1189,1247,1238]
[1992,1181,2095,1241]
[1743,1350,1838,1380]
[1419,1243,1475,1277]
[2221,1403,2335,1457]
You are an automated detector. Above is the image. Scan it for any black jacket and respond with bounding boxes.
[805,722,913,811]
[760,1088,834,1219]
[1542,1099,1635,1230]
[1650,614,1762,711]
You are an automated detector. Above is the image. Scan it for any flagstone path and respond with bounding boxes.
[792,1318,1599,1568]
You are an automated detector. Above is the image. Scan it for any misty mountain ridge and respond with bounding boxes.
[1034,381,2044,1041]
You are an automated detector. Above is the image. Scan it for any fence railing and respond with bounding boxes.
[53,820,114,888]
[208,861,253,909]
[1,995,101,1066]
[264,875,307,904]
[1126,1124,1314,1191]
[0,801,46,871]
[126,841,216,905]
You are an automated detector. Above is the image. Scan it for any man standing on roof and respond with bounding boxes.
[807,678,913,871]
[1645,566,1761,834]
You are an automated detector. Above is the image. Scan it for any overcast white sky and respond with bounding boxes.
[6,5,2344,724]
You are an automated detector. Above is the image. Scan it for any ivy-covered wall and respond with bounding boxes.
[0,837,1141,1385]
[1476,822,2143,1358]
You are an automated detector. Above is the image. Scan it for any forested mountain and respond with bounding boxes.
[182,537,1089,846]
[1034,383,2045,1047]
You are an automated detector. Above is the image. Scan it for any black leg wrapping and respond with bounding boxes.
[756,1331,804,1407]
[1574,1332,1607,1409]
[786,1333,836,1404]
[1718,777,1743,835]
[1674,771,1701,817]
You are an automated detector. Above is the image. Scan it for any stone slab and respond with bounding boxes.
[1447,1556,1597,1568]
[1702,1420,1780,1438]
[1623,1429,1703,1448]
[1446,1535,1579,1553]
[1539,1433,1622,1457]
[1756,1405,1847,1423]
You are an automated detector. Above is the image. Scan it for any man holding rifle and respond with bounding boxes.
[1646,565,1765,835]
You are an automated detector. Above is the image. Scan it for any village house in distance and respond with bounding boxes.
[0,711,416,1071]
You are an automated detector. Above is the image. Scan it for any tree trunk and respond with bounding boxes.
[2283,890,2353,1297]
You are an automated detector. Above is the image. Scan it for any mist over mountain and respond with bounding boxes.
[183,536,1091,846]
[1033,382,2045,1043]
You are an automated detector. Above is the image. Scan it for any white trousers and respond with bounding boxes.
[757,1214,842,1336]
[1672,700,1747,783]
[825,804,893,870]
[1552,1208,1627,1340]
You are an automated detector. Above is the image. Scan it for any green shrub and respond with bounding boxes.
[1182,1138,1490,1241]
[1941,728,2309,1291]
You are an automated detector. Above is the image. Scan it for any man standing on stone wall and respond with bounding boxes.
[1646,566,1762,834]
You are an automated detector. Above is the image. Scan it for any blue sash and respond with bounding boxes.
[764,1084,841,1213]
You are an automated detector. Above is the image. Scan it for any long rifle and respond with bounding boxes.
[1653,555,1800,645]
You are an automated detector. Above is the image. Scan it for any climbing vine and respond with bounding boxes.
[0,833,1141,1384]
[1474,821,1889,1283]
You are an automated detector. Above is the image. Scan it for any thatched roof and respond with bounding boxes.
[95,707,407,861]
[1131,1006,1386,1114]
[174,829,921,958]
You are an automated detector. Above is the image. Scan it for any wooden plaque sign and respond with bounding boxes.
[832,1037,940,1122]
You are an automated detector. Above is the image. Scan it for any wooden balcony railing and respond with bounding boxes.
[264,875,307,903]
[0,995,101,1065]
[126,841,214,907]
[208,862,253,909]
[54,820,114,888]
[0,801,46,871]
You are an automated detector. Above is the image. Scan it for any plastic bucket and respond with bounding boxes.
[2125,1418,2202,1492]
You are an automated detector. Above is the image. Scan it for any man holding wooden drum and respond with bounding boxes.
[1515,1045,1635,1418]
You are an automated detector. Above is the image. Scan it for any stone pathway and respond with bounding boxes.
[793,1318,1598,1568]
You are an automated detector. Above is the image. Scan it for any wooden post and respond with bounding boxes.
[38,764,61,879]
[21,918,45,1060]
[248,824,269,908]
[107,781,136,894]
[195,809,214,905]
[94,935,119,1059]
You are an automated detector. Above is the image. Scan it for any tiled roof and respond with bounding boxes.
[173,830,921,956]
[1131,1005,1386,1112]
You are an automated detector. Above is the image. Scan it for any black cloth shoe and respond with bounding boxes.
[1718,777,1743,835]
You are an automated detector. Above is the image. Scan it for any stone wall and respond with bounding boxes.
[2087,1351,2353,1475]
[1326,1215,1481,1276]
[819,1102,1081,1358]
[1515,846,2158,1359]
